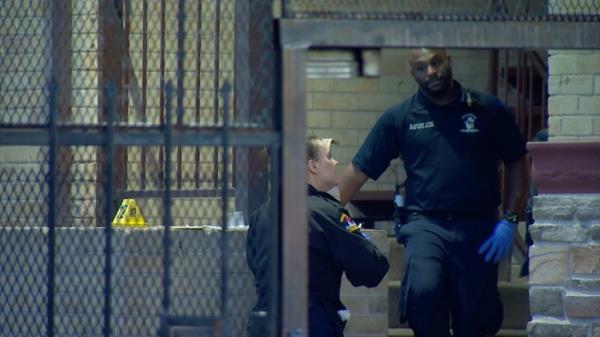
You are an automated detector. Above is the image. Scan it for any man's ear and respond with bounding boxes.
[307,159,319,174]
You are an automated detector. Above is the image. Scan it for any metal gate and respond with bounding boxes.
[0,1,279,336]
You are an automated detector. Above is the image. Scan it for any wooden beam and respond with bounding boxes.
[280,19,600,49]
[281,47,308,337]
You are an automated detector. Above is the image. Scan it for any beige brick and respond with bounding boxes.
[548,96,579,116]
[313,93,357,110]
[340,295,370,314]
[380,55,410,76]
[564,292,600,318]
[548,75,595,95]
[308,128,359,146]
[368,296,388,314]
[594,117,600,136]
[307,79,334,92]
[572,246,600,274]
[357,93,401,111]
[344,314,387,334]
[561,117,593,136]
[306,93,314,110]
[457,76,489,92]
[579,96,600,115]
[306,110,331,128]
[358,129,371,143]
[451,56,489,76]
[547,116,562,138]
[328,145,358,163]
[529,245,569,285]
[576,54,600,74]
[527,318,589,337]
[334,78,378,93]
[549,55,580,75]
[332,111,377,129]
[378,76,418,94]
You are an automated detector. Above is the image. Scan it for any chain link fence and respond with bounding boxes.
[282,0,600,20]
[1,0,279,336]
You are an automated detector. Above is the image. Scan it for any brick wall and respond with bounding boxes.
[0,227,388,337]
[528,195,600,337]
[307,48,491,191]
[548,50,600,141]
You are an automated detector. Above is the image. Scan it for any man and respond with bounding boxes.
[338,48,528,337]
[247,136,390,337]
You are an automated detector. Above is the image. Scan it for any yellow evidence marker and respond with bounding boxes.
[112,199,147,227]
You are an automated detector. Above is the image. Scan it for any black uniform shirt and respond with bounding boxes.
[353,82,526,213]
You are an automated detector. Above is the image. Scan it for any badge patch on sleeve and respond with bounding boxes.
[339,213,368,239]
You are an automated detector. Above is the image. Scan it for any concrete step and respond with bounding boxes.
[388,328,527,337]
[388,281,530,330]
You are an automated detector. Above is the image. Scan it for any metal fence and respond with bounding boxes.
[0,0,279,336]
[282,0,600,20]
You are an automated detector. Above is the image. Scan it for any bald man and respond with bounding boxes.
[338,49,528,337]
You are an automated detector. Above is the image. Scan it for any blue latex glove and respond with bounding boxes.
[478,219,517,263]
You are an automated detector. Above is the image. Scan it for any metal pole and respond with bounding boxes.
[46,78,58,337]
[268,142,281,337]
[162,81,174,312]
[103,81,116,337]
[220,82,231,336]
[176,0,185,189]
[212,0,222,187]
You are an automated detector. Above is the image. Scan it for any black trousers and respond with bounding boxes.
[396,212,503,337]
[309,298,345,337]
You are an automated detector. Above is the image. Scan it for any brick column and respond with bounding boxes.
[530,1,600,333]
[546,0,600,142]
[527,195,600,337]
[548,50,600,141]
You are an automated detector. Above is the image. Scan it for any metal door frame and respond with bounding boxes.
[278,9,600,337]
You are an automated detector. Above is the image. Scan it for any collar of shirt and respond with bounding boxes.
[308,184,339,204]
[414,80,468,109]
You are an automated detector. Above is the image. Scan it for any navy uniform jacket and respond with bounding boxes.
[307,184,389,336]
[246,185,389,336]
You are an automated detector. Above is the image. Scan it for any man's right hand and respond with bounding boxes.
[478,219,517,263]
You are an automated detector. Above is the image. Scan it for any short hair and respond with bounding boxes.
[307,136,338,161]
[307,136,322,161]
